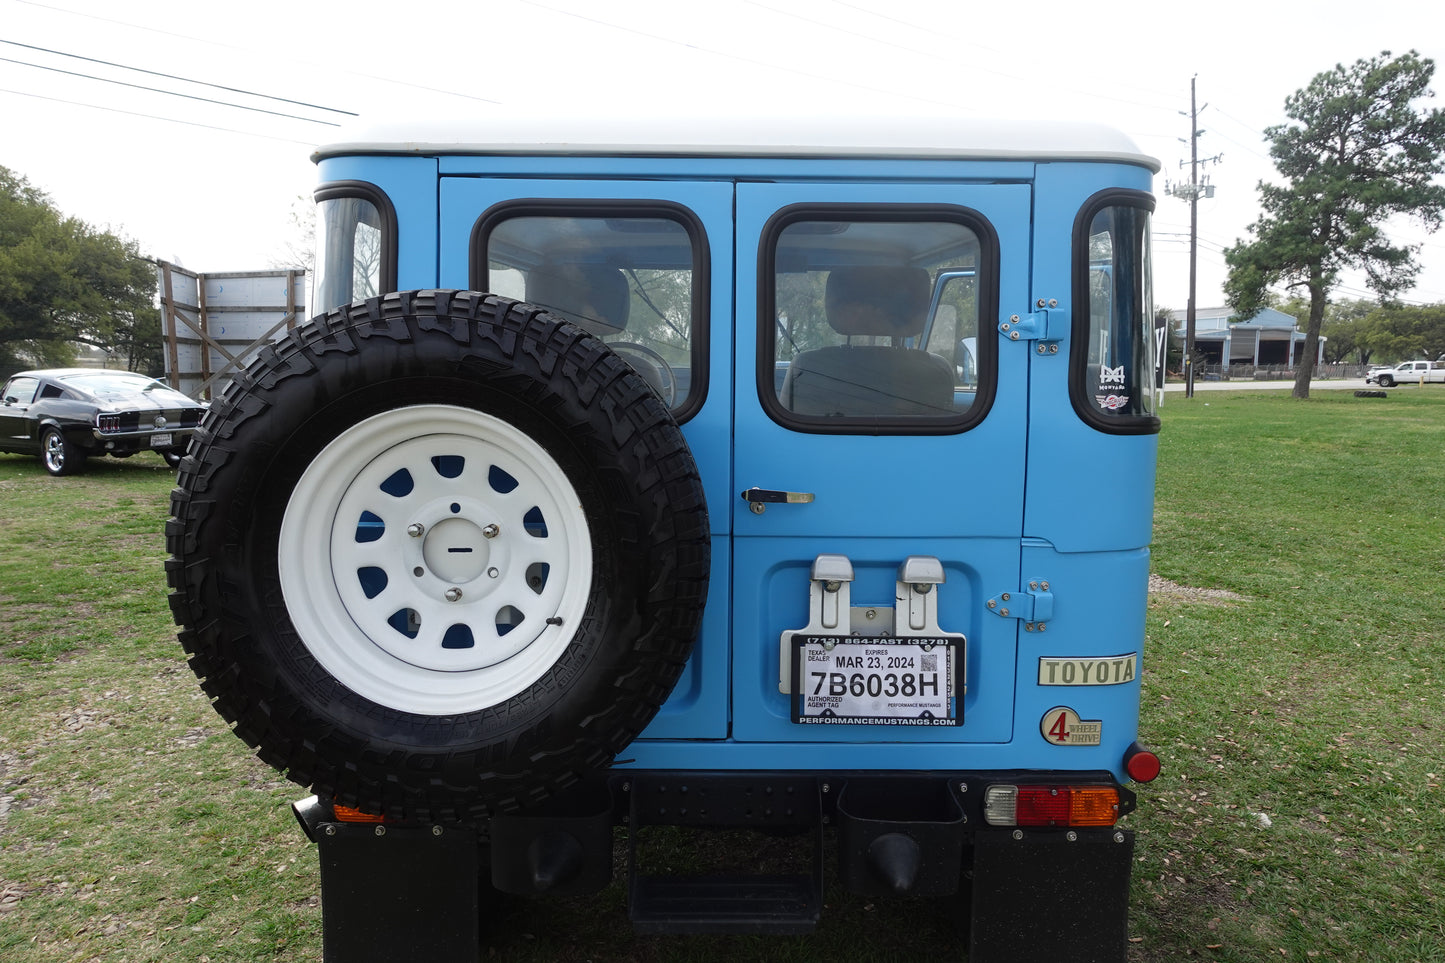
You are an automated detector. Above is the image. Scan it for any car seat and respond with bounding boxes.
[780,266,956,417]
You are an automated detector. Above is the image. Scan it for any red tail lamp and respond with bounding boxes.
[1124,742,1162,783]
[984,785,1122,827]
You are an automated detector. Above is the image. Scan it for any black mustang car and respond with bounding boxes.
[0,368,204,476]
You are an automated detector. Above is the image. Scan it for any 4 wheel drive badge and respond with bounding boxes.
[1099,364,1126,384]
[1041,706,1102,746]
[1095,393,1130,411]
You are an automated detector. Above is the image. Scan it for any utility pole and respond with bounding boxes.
[1167,76,1222,399]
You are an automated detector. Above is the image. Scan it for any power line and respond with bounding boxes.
[0,86,315,145]
[0,55,342,125]
[0,38,356,116]
[6,0,502,106]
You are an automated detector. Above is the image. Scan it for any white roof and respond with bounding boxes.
[313,112,1160,171]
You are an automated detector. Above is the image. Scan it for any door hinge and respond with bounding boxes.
[986,579,1054,629]
[999,299,1064,353]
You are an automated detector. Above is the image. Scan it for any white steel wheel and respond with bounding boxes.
[167,290,709,818]
[279,404,592,715]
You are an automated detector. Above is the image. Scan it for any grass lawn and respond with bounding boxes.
[1,387,1442,961]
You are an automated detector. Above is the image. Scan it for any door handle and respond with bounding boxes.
[741,487,815,514]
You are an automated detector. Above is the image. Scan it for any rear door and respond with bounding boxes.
[731,180,1033,755]
[439,175,735,738]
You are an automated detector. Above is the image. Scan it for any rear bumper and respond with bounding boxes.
[295,769,1140,962]
[85,426,195,452]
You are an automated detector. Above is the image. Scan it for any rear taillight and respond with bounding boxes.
[96,413,122,433]
[983,785,1121,827]
[1124,742,1162,783]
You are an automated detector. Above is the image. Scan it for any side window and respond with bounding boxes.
[312,182,397,315]
[1070,190,1159,434]
[3,377,39,405]
[475,204,707,419]
[761,207,994,432]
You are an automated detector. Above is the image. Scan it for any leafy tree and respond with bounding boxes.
[1279,296,1377,364]
[0,165,160,373]
[1357,302,1445,362]
[1224,51,1445,397]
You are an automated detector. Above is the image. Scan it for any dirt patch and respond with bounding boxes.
[1149,574,1245,605]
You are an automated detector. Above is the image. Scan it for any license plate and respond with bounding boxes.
[792,636,960,726]
[149,432,173,448]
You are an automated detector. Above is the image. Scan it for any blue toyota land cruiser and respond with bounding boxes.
[167,113,1163,961]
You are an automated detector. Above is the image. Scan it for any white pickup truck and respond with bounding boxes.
[1368,359,1445,387]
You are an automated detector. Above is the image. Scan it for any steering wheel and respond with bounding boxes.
[610,342,678,408]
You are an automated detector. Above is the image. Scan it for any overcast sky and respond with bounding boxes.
[3,0,1444,313]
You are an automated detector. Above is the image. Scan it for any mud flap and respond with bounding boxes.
[295,797,480,962]
[969,828,1134,963]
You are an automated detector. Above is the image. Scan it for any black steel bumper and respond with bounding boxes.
[293,769,1137,962]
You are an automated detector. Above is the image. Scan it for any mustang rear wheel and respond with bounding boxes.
[166,290,709,819]
[41,427,85,476]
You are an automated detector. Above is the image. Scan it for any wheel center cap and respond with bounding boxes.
[421,517,491,583]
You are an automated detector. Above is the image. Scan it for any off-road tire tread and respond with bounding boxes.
[166,290,709,821]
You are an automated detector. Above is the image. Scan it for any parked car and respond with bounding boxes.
[1369,360,1445,387]
[0,368,203,475]
[1364,364,1395,384]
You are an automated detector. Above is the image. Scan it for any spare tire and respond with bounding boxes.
[166,290,709,820]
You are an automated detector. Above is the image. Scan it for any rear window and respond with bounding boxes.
[759,206,996,433]
[312,182,397,315]
[474,202,708,420]
[1070,190,1158,434]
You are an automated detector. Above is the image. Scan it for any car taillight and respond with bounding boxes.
[983,785,1121,827]
[1124,742,1162,783]
[96,413,122,433]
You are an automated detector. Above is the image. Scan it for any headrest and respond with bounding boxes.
[525,262,629,334]
[824,266,931,337]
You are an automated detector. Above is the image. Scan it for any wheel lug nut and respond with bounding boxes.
[444,587,463,602]
[482,524,500,539]
[407,523,425,538]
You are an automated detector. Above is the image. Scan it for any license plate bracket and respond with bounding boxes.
[792,635,960,726]
[149,432,173,449]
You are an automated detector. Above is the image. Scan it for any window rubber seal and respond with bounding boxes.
[755,202,999,436]
[313,180,399,298]
[1068,188,1161,436]
[470,198,711,426]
